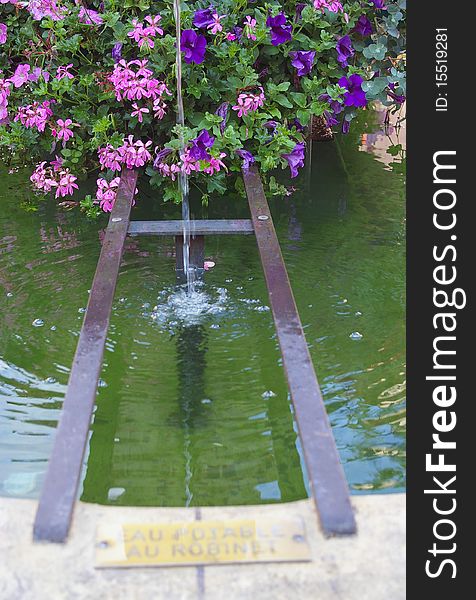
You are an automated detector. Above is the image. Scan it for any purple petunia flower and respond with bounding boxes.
[290,50,316,77]
[336,35,354,68]
[233,26,243,41]
[320,93,344,127]
[153,147,173,169]
[338,74,367,107]
[388,83,406,105]
[291,118,306,133]
[263,120,279,141]
[370,0,386,9]
[181,29,207,65]
[215,102,229,134]
[324,112,339,127]
[266,13,292,46]
[342,118,351,134]
[193,7,215,29]
[295,3,307,21]
[190,129,215,161]
[112,42,123,63]
[353,15,373,37]
[282,143,306,178]
[236,149,256,170]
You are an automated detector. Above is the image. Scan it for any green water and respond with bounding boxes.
[0,115,405,505]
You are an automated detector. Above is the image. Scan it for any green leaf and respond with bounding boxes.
[296,110,311,127]
[363,44,387,61]
[275,94,293,108]
[290,93,307,108]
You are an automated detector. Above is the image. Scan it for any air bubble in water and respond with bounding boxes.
[107,487,125,501]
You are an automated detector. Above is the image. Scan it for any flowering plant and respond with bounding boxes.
[0,0,405,214]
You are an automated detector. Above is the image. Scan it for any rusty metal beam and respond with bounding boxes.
[243,166,356,537]
[33,168,138,543]
[128,219,254,236]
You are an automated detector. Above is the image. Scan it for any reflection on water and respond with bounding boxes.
[360,104,406,170]
[0,110,405,504]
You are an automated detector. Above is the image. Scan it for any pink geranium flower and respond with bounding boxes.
[179,150,198,175]
[128,15,163,49]
[55,118,76,143]
[127,19,144,43]
[157,162,181,181]
[50,155,63,171]
[202,152,227,175]
[153,98,167,120]
[244,16,257,41]
[96,177,121,212]
[96,177,138,212]
[144,15,164,36]
[78,7,104,25]
[9,64,31,88]
[313,0,344,12]
[131,103,150,123]
[56,64,74,80]
[109,59,170,105]
[30,160,78,200]
[0,77,11,120]
[0,23,7,45]
[31,162,58,193]
[207,13,225,35]
[98,145,123,171]
[27,0,66,21]
[15,100,54,132]
[232,88,265,117]
[55,171,78,198]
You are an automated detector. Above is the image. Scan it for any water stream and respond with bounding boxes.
[173,0,195,293]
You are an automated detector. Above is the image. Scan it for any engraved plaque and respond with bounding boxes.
[96,517,311,568]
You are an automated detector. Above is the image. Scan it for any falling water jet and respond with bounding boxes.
[173,0,195,292]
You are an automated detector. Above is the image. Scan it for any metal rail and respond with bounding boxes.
[34,166,355,542]
[243,166,356,536]
[129,219,254,236]
[33,168,138,543]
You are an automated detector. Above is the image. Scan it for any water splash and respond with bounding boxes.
[150,284,230,329]
[173,0,195,292]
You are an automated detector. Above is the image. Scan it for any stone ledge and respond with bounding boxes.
[0,494,405,600]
